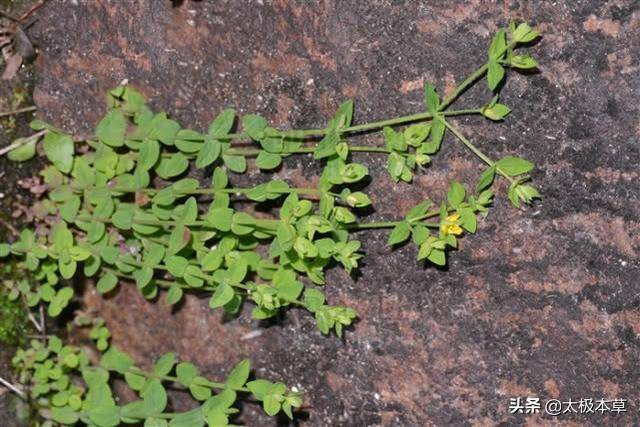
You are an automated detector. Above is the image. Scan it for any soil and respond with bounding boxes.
[1,1,640,426]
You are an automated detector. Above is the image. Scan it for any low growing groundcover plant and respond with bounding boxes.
[0,20,540,426]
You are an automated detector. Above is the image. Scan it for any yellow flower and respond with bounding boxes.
[441,214,463,236]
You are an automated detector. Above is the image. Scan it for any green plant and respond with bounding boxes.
[11,322,302,426]
[1,20,541,425]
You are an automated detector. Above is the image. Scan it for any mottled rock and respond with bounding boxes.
[21,0,640,425]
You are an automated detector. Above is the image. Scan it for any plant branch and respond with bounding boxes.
[0,376,25,399]
[0,130,46,157]
[442,119,515,184]
[438,41,516,111]
[0,106,36,118]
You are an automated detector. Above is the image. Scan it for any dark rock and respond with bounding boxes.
[19,0,640,425]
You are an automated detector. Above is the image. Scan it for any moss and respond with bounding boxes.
[0,290,29,346]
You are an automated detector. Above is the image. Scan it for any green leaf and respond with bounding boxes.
[427,117,445,153]
[388,222,411,246]
[246,379,273,401]
[406,201,431,222]
[184,265,204,288]
[43,132,74,174]
[96,110,127,147]
[52,221,74,249]
[263,393,282,416]
[226,359,250,389]
[424,83,440,113]
[212,167,228,190]
[495,156,533,176]
[168,408,204,427]
[206,207,233,232]
[314,131,338,159]
[227,258,247,284]
[512,22,539,43]
[481,103,511,121]
[335,100,354,128]
[155,153,189,179]
[476,166,496,193]
[404,124,430,147]
[153,353,176,376]
[255,151,282,170]
[260,133,284,153]
[175,130,204,153]
[231,212,255,235]
[88,404,121,427]
[339,163,368,183]
[276,223,296,251]
[165,256,188,278]
[487,60,505,91]
[137,140,160,171]
[276,280,303,302]
[51,406,79,424]
[242,114,267,140]
[488,29,507,60]
[0,243,10,257]
[447,181,465,208]
[112,204,135,230]
[209,283,234,308]
[427,248,446,266]
[189,377,212,401]
[222,154,246,173]
[125,372,146,391]
[509,182,540,208]
[209,109,236,137]
[7,137,37,162]
[169,225,191,254]
[101,346,134,374]
[195,138,222,169]
[458,207,477,233]
[303,288,325,312]
[509,54,538,69]
[149,113,181,145]
[343,191,371,208]
[97,272,119,294]
[165,285,183,306]
[176,363,199,387]
[142,379,167,415]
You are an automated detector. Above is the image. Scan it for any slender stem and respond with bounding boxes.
[439,65,488,111]
[0,106,37,118]
[442,119,515,184]
[0,130,47,156]
[0,376,25,399]
[126,366,251,393]
[336,108,480,135]
[217,108,480,141]
[108,186,330,197]
[346,220,439,230]
[439,41,516,111]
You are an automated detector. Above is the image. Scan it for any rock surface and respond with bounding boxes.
[18,0,640,425]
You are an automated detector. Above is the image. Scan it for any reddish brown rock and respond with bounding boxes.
[9,0,639,425]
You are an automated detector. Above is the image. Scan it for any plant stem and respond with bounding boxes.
[0,130,47,156]
[126,366,251,393]
[0,376,25,399]
[438,41,516,111]
[442,119,515,184]
[439,65,488,111]
[346,220,439,230]
[336,108,480,135]
[0,106,37,118]
[218,108,480,141]
[108,186,332,197]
